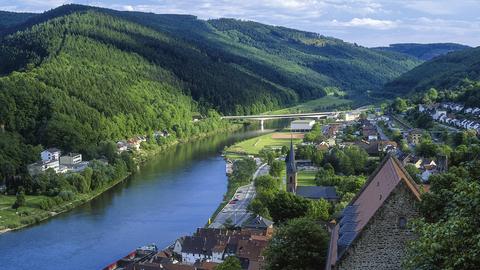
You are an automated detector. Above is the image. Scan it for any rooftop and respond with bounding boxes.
[296,186,338,200]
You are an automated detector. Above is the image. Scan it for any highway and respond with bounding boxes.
[220,109,368,120]
[209,163,269,228]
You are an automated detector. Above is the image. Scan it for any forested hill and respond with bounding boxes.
[382,46,480,96]
[374,43,470,61]
[0,4,420,109]
[0,4,419,178]
[0,11,36,32]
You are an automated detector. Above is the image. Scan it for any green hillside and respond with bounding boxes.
[0,4,420,179]
[374,43,470,61]
[382,46,480,96]
[0,11,36,31]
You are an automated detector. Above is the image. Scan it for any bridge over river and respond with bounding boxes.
[221,109,368,129]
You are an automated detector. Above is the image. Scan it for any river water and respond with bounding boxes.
[0,123,283,270]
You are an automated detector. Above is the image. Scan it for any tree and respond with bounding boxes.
[254,175,278,191]
[404,164,421,184]
[215,256,242,270]
[12,186,26,209]
[264,217,329,270]
[267,191,310,223]
[269,160,284,178]
[247,198,269,217]
[307,199,330,221]
[393,97,408,113]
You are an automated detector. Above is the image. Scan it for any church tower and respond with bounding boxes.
[286,139,297,193]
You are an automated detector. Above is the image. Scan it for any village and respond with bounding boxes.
[102,104,459,270]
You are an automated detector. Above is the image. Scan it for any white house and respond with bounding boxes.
[60,153,82,166]
[41,148,61,161]
[28,159,60,175]
[291,120,315,132]
[432,110,447,120]
[345,112,360,121]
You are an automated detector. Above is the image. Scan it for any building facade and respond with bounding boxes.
[325,156,421,270]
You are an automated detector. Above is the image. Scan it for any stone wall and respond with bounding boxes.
[336,181,420,270]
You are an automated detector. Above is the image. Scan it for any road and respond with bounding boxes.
[220,109,368,120]
[375,123,389,140]
[209,163,269,228]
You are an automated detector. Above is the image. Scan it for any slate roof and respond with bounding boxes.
[286,139,297,173]
[325,155,421,270]
[242,215,273,230]
[296,186,338,200]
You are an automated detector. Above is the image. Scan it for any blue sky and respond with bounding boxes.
[1,0,479,47]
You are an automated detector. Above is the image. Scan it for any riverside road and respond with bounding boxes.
[210,163,269,228]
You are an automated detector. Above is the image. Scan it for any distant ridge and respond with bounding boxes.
[382,46,480,96]
[374,43,471,61]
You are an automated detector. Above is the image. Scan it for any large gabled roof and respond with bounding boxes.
[325,155,421,270]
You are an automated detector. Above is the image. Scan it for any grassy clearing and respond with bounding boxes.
[297,170,317,186]
[0,173,129,231]
[225,132,302,155]
[265,96,352,115]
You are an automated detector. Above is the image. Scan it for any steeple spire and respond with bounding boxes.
[286,137,297,173]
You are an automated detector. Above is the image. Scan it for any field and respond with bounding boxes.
[297,170,317,186]
[265,96,352,115]
[225,132,303,155]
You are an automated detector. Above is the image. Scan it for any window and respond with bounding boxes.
[398,217,407,229]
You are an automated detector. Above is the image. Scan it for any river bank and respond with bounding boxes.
[0,121,242,234]
[0,123,274,270]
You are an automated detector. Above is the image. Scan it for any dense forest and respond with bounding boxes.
[0,4,420,184]
[383,46,480,97]
[374,43,470,61]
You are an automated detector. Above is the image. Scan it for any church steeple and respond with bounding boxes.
[286,138,297,193]
[286,139,297,174]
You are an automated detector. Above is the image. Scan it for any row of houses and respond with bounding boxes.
[420,104,480,133]
[173,215,273,269]
[439,102,480,117]
[109,215,273,270]
[27,148,89,176]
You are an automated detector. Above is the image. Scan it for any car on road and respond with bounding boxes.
[229,201,236,204]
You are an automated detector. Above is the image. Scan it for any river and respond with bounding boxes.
[0,123,284,270]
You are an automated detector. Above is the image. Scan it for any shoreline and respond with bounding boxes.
[0,121,243,235]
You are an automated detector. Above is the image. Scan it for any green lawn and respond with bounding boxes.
[225,132,302,155]
[297,170,317,186]
[0,194,56,230]
[264,96,352,115]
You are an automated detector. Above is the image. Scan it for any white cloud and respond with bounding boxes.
[332,17,398,30]
[122,5,134,11]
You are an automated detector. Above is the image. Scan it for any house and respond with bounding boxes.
[407,129,423,145]
[117,141,128,152]
[41,148,61,161]
[325,156,421,270]
[173,228,270,268]
[290,120,315,132]
[127,138,142,151]
[421,159,436,171]
[241,215,274,237]
[432,109,447,120]
[28,159,60,175]
[345,112,360,121]
[60,153,82,166]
